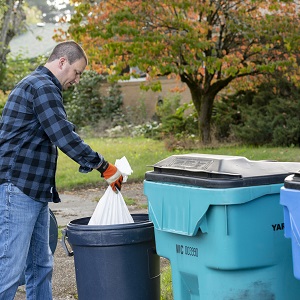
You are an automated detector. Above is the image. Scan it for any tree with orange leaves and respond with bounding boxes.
[55,0,300,144]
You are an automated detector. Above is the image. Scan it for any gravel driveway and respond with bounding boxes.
[15,183,149,300]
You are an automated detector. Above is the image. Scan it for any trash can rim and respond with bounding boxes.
[67,214,152,231]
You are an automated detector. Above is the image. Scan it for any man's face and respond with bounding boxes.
[60,57,87,90]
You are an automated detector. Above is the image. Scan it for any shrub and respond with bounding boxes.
[100,82,125,129]
[123,97,147,126]
[101,92,199,141]
[1,55,45,91]
[0,90,9,115]
[156,93,181,120]
[63,71,123,129]
[155,93,198,139]
[213,78,300,146]
[63,70,105,127]
[212,91,253,142]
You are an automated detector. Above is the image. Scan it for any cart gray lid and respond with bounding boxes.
[284,172,300,190]
[145,154,300,188]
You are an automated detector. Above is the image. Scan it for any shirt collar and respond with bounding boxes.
[36,65,62,91]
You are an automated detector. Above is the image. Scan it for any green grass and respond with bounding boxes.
[123,196,137,206]
[57,137,170,190]
[56,137,300,191]
[161,265,173,300]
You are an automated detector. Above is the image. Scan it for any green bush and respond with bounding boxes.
[124,97,147,126]
[1,55,45,91]
[104,93,198,140]
[213,78,300,146]
[212,91,254,142]
[155,93,198,139]
[269,97,300,147]
[63,71,123,129]
[63,70,104,127]
[232,109,274,146]
[101,81,124,126]
[0,90,9,115]
[156,93,181,119]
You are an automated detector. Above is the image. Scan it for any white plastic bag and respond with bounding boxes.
[88,186,134,225]
[115,156,133,183]
[88,157,134,225]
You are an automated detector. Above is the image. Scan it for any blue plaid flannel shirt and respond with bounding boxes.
[0,66,103,203]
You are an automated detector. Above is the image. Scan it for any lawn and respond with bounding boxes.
[56,137,300,190]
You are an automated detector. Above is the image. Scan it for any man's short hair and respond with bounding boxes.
[47,40,88,65]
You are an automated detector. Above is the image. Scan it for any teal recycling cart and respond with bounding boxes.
[144,154,300,300]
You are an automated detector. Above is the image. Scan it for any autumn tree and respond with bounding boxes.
[55,0,300,144]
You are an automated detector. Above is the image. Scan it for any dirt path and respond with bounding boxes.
[15,182,149,300]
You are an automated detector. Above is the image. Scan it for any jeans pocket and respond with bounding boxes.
[8,183,24,195]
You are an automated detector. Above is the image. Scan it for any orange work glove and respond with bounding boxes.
[97,160,123,191]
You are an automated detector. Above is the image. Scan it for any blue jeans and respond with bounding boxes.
[0,183,53,300]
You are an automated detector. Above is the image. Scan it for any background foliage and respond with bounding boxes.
[0,0,300,149]
[63,70,124,129]
[213,76,300,146]
[54,0,300,144]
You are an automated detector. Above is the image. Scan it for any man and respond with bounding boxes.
[0,40,123,299]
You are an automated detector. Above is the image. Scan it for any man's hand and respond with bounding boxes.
[97,160,123,191]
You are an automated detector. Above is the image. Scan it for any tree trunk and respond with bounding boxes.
[199,94,215,144]
[190,87,215,145]
[0,0,25,85]
[0,0,14,64]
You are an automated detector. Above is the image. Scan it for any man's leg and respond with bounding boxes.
[0,183,37,299]
[25,199,53,300]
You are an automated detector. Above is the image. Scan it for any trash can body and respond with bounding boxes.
[280,173,300,280]
[64,214,160,300]
[144,154,300,300]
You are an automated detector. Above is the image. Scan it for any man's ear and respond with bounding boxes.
[58,57,68,69]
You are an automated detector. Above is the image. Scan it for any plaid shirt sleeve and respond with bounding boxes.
[33,84,103,171]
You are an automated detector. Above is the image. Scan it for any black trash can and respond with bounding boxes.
[62,214,160,300]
